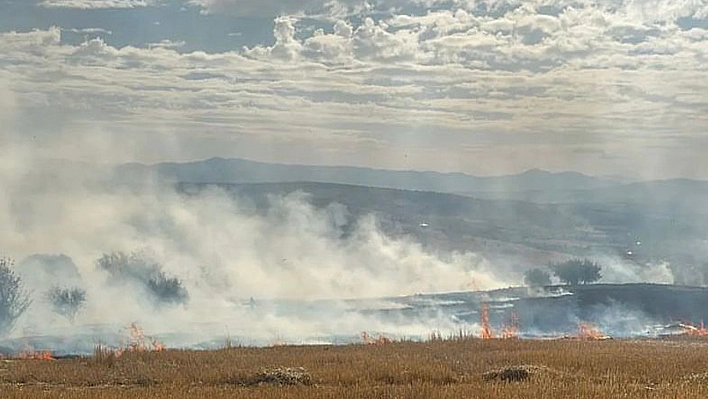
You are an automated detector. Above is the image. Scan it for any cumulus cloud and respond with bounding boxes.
[301,20,355,62]
[244,16,304,60]
[40,0,157,8]
[64,28,114,35]
[2,0,708,178]
[192,0,708,24]
[193,0,365,18]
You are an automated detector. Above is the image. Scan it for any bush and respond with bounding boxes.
[97,251,160,283]
[146,272,189,306]
[47,286,86,323]
[96,251,188,306]
[523,268,552,287]
[550,258,602,285]
[0,257,31,336]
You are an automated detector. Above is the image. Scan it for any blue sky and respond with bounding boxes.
[1,0,707,178]
[0,0,276,51]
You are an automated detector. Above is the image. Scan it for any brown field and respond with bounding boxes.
[3,338,708,398]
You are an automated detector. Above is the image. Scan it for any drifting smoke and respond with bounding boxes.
[17,254,83,291]
[599,257,675,285]
[0,125,508,349]
[0,81,702,353]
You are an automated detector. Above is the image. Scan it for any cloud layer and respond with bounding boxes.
[1,0,708,178]
[40,0,157,8]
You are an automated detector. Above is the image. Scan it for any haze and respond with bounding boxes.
[1,0,707,178]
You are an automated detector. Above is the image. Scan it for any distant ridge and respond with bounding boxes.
[113,157,618,195]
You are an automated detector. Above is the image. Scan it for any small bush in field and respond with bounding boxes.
[96,250,188,306]
[47,286,87,323]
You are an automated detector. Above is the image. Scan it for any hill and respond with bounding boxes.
[114,157,619,194]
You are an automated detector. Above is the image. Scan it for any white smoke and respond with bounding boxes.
[0,72,510,349]
[0,143,503,347]
[599,256,675,284]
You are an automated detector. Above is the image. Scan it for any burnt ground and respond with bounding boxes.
[362,284,708,337]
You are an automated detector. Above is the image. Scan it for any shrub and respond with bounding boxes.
[96,251,188,306]
[146,272,189,306]
[47,286,86,323]
[523,268,552,287]
[550,258,602,285]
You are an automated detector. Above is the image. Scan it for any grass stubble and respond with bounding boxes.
[2,338,708,398]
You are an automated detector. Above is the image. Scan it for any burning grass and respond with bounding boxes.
[1,339,708,398]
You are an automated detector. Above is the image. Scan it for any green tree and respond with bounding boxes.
[551,258,602,285]
[523,268,552,287]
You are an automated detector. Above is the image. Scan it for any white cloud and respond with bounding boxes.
[352,18,421,61]
[191,0,708,26]
[64,28,114,35]
[192,0,368,17]
[1,27,62,48]
[247,16,305,60]
[2,0,708,178]
[148,39,187,49]
[302,23,355,63]
[40,0,157,8]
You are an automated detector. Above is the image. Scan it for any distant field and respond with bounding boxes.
[3,339,708,398]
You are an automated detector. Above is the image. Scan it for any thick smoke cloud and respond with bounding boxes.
[0,87,505,347]
[8,185,504,345]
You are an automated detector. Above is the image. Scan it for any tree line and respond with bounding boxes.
[524,258,602,287]
[0,250,188,338]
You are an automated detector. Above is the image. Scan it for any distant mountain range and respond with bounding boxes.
[113,157,708,207]
[114,157,621,195]
[27,156,708,284]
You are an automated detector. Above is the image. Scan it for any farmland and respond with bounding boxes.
[3,338,708,398]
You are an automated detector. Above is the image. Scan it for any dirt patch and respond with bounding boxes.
[133,374,158,387]
[482,365,563,383]
[230,367,314,387]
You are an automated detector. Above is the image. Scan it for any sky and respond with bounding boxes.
[1,0,707,179]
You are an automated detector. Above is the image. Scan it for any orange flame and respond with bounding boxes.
[577,322,610,340]
[500,311,520,339]
[361,332,391,345]
[105,323,166,357]
[681,320,708,337]
[151,339,167,351]
[128,322,146,351]
[480,305,494,339]
[18,350,55,361]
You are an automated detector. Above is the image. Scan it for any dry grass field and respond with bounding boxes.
[3,338,708,398]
